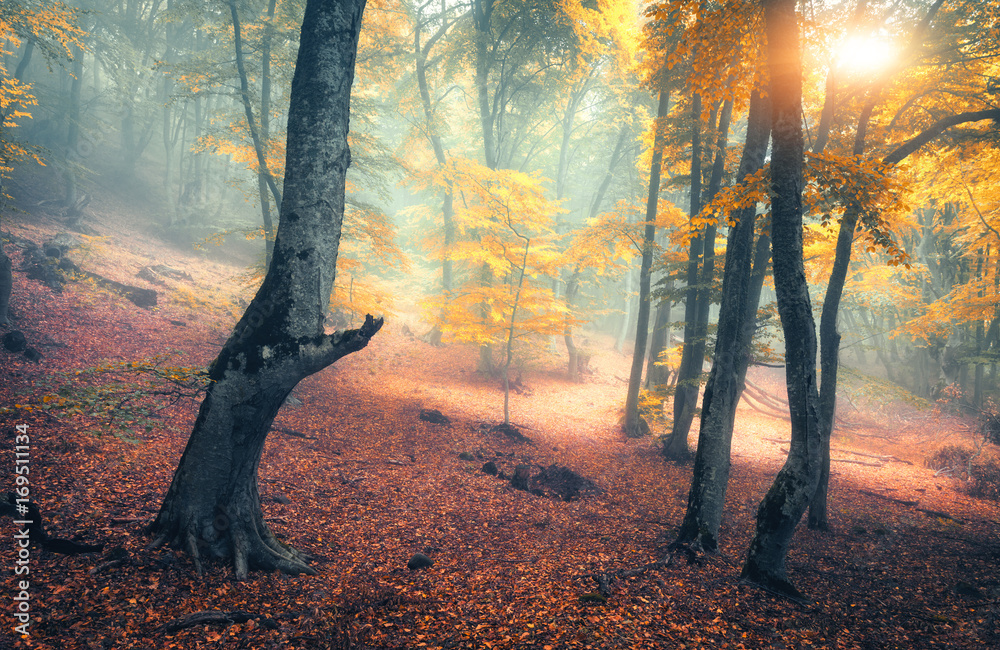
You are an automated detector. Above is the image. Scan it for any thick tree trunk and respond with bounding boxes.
[675,88,771,552]
[623,89,671,438]
[742,0,822,599]
[147,0,378,580]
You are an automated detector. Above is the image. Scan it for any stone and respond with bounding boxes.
[419,409,450,425]
[407,552,434,571]
[2,330,26,353]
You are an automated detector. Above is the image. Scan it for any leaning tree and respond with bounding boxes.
[147,0,381,579]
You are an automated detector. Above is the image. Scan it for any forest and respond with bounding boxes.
[1,0,999,647]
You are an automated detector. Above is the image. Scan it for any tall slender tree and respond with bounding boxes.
[675,86,770,552]
[623,88,671,438]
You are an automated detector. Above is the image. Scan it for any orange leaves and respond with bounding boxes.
[1,1,82,193]
[803,151,913,267]
[698,167,770,230]
[643,1,761,107]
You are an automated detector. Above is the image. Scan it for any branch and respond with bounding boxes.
[304,314,384,373]
[882,109,1000,166]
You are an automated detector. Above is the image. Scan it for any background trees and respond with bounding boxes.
[3,0,999,593]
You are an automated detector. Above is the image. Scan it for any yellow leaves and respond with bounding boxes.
[416,158,569,350]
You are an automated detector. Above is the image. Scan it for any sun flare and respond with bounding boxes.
[836,35,896,75]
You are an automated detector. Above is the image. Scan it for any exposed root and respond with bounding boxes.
[582,552,676,598]
[739,567,811,605]
[187,530,203,576]
[148,510,317,579]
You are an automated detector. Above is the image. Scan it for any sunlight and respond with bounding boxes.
[835,35,896,76]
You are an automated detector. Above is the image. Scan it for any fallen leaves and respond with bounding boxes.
[0,219,999,649]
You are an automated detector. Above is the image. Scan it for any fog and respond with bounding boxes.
[2,0,997,416]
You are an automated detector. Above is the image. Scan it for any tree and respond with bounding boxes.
[0,0,82,326]
[424,159,566,399]
[741,0,822,599]
[663,95,734,458]
[642,0,754,459]
[675,85,770,552]
[622,88,670,438]
[229,0,282,267]
[803,0,999,531]
[147,0,382,579]
[405,0,466,344]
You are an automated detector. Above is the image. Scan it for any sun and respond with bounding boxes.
[835,35,896,76]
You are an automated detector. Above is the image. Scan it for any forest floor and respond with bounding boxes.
[2,169,1000,649]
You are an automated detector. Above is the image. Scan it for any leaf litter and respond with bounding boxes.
[0,221,998,649]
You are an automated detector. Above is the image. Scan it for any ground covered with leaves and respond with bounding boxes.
[2,196,999,649]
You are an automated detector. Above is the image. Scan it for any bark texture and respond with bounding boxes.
[676,88,771,552]
[148,0,378,580]
[741,0,822,598]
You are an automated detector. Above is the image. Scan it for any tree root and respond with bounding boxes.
[163,610,280,633]
[147,511,317,579]
[582,552,677,598]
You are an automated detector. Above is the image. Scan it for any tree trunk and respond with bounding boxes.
[681,98,734,431]
[147,0,378,580]
[623,89,671,438]
[742,0,822,599]
[645,290,672,388]
[257,0,278,268]
[808,202,859,531]
[565,269,581,382]
[229,0,283,221]
[675,87,771,552]
[413,9,457,346]
[615,265,633,353]
[807,97,873,532]
[562,124,627,378]
[502,225,531,425]
[663,93,704,459]
[63,45,83,209]
[0,242,11,326]
[664,97,734,459]
[473,0,497,170]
